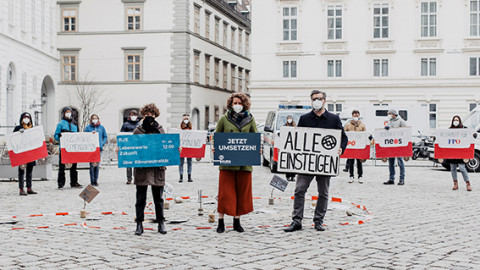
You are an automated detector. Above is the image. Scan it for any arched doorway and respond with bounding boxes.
[6,62,16,130]
[191,108,200,130]
[40,76,55,134]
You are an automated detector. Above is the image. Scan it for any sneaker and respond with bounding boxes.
[58,185,64,190]
[358,177,363,184]
[348,176,354,183]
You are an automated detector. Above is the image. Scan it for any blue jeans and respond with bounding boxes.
[450,163,470,182]
[388,157,405,182]
[179,158,192,175]
[89,153,101,184]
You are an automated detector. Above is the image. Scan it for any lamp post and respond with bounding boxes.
[30,93,47,126]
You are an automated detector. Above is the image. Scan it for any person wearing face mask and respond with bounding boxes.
[121,110,141,184]
[445,115,472,191]
[13,112,38,196]
[344,109,366,183]
[284,115,297,181]
[214,93,258,233]
[383,109,407,185]
[179,113,194,182]
[84,114,108,186]
[54,107,81,189]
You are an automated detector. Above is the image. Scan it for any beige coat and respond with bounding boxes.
[133,124,166,186]
[344,120,366,132]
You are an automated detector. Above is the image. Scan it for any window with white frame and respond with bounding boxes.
[126,55,141,81]
[238,30,243,54]
[231,65,236,90]
[127,7,142,30]
[471,0,480,36]
[470,57,480,76]
[373,4,389,38]
[231,27,236,51]
[223,62,228,89]
[205,55,211,86]
[327,5,342,40]
[327,60,342,77]
[374,59,389,77]
[41,0,45,41]
[429,103,437,128]
[327,103,343,116]
[214,58,220,87]
[62,55,77,81]
[62,8,77,32]
[214,17,220,43]
[283,60,297,78]
[205,11,211,39]
[32,1,36,36]
[223,22,228,47]
[421,58,436,76]
[238,67,243,92]
[245,70,250,91]
[421,2,437,37]
[246,32,250,56]
[194,5,200,34]
[282,7,297,41]
[194,51,200,83]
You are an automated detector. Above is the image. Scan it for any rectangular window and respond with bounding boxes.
[421,2,437,37]
[470,57,480,76]
[421,58,436,76]
[245,70,250,91]
[429,103,437,128]
[327,60,342,77]
[194,51,200,83]
[283,60,297,78]
[471,0,480,36]
[327,104,343,116]
[62,55,77,81]
[246,33,250,56]
[373,4,389,38]
[231,65,236,91]
[205,11,210,39]
[214,58,220,87]
[231,27,236,51]
[32,0,36,36]
[223,62,228,89]
[327,5,342,40]
[194,5,200,34]
[215,17,220,43]
[223,22,228,47]
[127,7,141,30]
[282,7,297,41]
[373,59,389,77]
[205,55,211,86]
[238,67,243,92]
[126,55,141,81]
[238,30,243,54]
[469,103,479,111]
[204,106,210,130]
[62,8,77,32]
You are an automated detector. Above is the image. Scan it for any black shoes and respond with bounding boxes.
[216,218,225,233]
[158,221,167,234]
[91,182,98,187]
[71,183,83,188]
[188,174,193,182]
[179,175,183,183]
[27,188,37,194]
[19,189,27,196]
[135,222,143,235]
[126,180,132,185]
[398,181,405,185]
[314,222,325,231]
[284,221,302,232]
[383,180,395,185]
[233,218,244,233]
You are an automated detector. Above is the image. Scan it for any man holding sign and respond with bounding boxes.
[284,90,348,232]
[382,109,407,186]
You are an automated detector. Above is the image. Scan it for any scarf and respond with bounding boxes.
[142,116,160,134]
[230,110,248,124]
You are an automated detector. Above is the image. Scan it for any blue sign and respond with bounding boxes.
[117,134,180,168]
[213,133,261,166]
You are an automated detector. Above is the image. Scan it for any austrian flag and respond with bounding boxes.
[60,132,101,164]
[6,126,48,167]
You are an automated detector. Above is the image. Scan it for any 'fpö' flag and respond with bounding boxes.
[434,128,475,159]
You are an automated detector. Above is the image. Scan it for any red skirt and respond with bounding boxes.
[217,170,253,216]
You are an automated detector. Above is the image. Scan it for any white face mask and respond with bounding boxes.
[312,99,324,111]
[130,116,137,121]
[353,117,359,122]
[453,121,460,127]
[183,120,189,125]
[387,115,392,120]
[65,112,72,119]
[233,104,243,113]
[287,119,293,124]
[92,119,99,125]
[22,118,30,124]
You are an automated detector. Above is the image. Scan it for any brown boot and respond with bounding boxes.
[452,180,458,190]
[466,181,472,191]
[27,188,38,194]
[19,189,27,196]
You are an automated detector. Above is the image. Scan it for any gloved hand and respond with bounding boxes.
[384,126,390,130]
[368,135,373,141]
[474,133,478,139]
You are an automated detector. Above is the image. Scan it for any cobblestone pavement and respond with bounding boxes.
[0,160,479,269]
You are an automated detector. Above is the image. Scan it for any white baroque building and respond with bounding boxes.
[0,0,58,135]
[250,0,480,130]
[56,0,251,133]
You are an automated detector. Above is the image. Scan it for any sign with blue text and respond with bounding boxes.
[213,133,261,166]
[117,134,180,168]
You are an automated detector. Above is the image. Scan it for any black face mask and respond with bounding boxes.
[142,116,159,134]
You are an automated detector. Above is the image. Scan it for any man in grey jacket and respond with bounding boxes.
[383,109,407,185]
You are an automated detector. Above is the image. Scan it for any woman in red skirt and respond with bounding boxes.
[215,93,258,233]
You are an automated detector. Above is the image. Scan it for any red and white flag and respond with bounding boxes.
[374,127,412,158]
[434,129,475,159]
[60,132,100,164]
[171,129,207,158]
[341,132,370,160]
[6,126,48,167]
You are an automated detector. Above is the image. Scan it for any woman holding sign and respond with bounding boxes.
[13,112,38,196]
[84,114,108,186]
[446,116,472,191]
[214,93,258,233]
[179,113,194,183]
[284,115,297,182]
[132,103,168,235]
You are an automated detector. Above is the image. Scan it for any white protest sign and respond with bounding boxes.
[345,132,369,150]
[374,127,412,148]
[170,129,207,149]
[277,126,341,176]
[435,129,474,149]
[61,132,99,152]
[6,126,45,154]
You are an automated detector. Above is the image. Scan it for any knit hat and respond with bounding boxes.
[388,109,398,116]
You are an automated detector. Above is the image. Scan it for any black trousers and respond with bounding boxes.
[57,152,78,187]
[135,185,164,223]
[18,163,35,189]
[347,159,363,177]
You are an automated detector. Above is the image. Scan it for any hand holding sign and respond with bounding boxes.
[6,126,48,167]
[434,129,475,159]
[60,133,100,164]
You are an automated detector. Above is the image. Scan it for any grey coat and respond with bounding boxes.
[387,117,407,128]
[133,124,166,186]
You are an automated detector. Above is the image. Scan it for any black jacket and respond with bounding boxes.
[120,119,140,132]
[13,112,36,166]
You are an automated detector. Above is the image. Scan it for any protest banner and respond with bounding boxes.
[117,133,180,168]
[434,128,475,159]
[213,133,261,166]
[170,129,207,158]
[277,127,341,176]
[60,132,101,164]
[340,131,371,160]
[374,127,412,158]
[6,126,48,167]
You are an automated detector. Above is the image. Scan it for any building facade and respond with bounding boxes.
[250,0,480,131]
[0,0,58,135]
[56,0,251,134]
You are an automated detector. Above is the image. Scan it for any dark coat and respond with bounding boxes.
[120,118,140,132]
[133,123,166,186]
[13,112,36,167]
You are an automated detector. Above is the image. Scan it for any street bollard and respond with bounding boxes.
[268,198,274,205]
[80,210,87,218]
[164,202,170,210]
[198,208,204,216]
[208,214,215,223]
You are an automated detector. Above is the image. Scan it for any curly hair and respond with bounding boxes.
[226,92,251,111]
[140,103,160,118]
